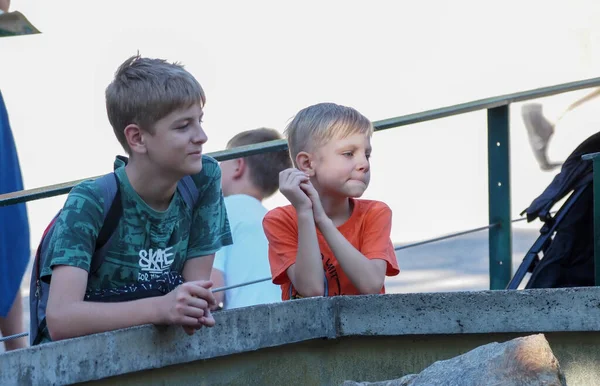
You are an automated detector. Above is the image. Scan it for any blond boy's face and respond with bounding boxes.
[310,133,371,198]
[143,102,207,177]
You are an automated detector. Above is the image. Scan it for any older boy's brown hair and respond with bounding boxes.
[227,128,292,198]
[105,55,206,153]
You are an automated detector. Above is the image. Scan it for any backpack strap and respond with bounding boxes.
[90,173,122,275]
[177,175,200,210]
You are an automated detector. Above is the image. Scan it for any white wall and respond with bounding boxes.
[2,0,600,249]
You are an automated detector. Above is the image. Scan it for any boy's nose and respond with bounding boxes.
[357,155,370,172]
[192,126,208,144]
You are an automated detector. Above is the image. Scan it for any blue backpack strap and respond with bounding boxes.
[177,175,200,210]
[90,173,121,274]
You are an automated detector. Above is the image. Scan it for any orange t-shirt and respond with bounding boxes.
[263,199,399,300]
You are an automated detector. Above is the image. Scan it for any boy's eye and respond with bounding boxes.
[343,151,353,157]
[366,153,371,160]
[176,122,190,130]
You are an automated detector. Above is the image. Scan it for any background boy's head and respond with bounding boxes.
[220,128,292,200]
[285,103,374,198]
[105,55,206,155]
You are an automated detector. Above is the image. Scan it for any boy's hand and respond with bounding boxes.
[279,168,312,212]
[159,280,217,332]
[299,180,329,226]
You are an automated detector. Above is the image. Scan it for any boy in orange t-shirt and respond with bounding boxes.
[263,103,399,300]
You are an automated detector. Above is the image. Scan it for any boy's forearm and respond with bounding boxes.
[47,296,163,341]
[293,210,325,296]
[317,219,385,294]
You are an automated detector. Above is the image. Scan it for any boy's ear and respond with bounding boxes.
[124,124,146,154]
[295,151,314,176]
[232,158,245,179]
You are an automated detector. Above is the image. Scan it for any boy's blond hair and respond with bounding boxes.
[284,103,373,164]
[105,55,206,153]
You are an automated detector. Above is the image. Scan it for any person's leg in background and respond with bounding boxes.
[0,291,26,350]
[522,87,600,171]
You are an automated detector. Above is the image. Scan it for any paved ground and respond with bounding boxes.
[0,227,540,352]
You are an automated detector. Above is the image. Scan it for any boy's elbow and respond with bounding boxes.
[46,306,72,341]
[360,278,385,295]
[297,281,325,298]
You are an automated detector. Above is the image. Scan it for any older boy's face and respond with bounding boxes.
[311,133,371,198]
[144,102,207,177]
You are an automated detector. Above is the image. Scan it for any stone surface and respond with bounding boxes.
[2,288,600,385]
[342,334,566,386]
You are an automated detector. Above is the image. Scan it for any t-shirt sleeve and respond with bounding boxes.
[263,208,298,285]
[187,156,233,259]
[41,181,105,279]
[361,202,400,277]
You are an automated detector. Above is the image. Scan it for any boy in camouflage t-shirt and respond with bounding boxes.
[39,55,232,343]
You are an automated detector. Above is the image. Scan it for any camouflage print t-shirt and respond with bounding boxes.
[39,155,232,342]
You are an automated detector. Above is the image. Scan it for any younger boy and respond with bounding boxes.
[211,128,292,309]
[36,55,232,344]
[263,103,399,300]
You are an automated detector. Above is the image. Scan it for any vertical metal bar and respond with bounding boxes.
[593,157,600,285]
[488,105,512,290]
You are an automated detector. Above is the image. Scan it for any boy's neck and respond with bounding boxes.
[124,158,179,211]
[226,181,265,202]
[319,193,352,227]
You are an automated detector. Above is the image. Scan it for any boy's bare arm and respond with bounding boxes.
[183,254,215,281]
[287,209,324,297]
[317,219,387,294]
[279,168,324,297]
[301,181,387,294]
[46,265,214,341]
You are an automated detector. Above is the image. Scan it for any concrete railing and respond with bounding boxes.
[2,287,600,385]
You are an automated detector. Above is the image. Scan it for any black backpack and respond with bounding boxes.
[522,132,600,288]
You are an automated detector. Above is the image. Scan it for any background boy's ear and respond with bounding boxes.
[124,124,146,154]
[295,151,314,175]
[232,158,245,179]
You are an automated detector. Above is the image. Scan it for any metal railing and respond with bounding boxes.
[0,212,536,344]
[3,77,600,346]
[3,76,600,289]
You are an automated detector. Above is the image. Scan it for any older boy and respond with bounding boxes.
[36,55,232,344]
[211,128,292,309]
[263,103,399,300]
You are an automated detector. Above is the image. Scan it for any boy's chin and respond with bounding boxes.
[344,187,367,198]
[181,162,203,176]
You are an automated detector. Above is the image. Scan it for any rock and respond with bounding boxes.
[342,334,566,386]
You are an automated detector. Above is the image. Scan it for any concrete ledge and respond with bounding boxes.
[337,288,600,336]
[2,287,600,385]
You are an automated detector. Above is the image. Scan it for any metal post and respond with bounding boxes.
[593,156,600,285]
[487,105,512,289]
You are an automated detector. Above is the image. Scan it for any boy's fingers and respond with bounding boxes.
[200,316,216,327]
[183,305,205,319]
[187,297,209,310]
[180,315,203,327]
[196,280,213,289]
[187,284,216,304]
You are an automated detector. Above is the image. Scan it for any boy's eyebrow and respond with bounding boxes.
[338,144,372,152]
[173,112,204,124]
